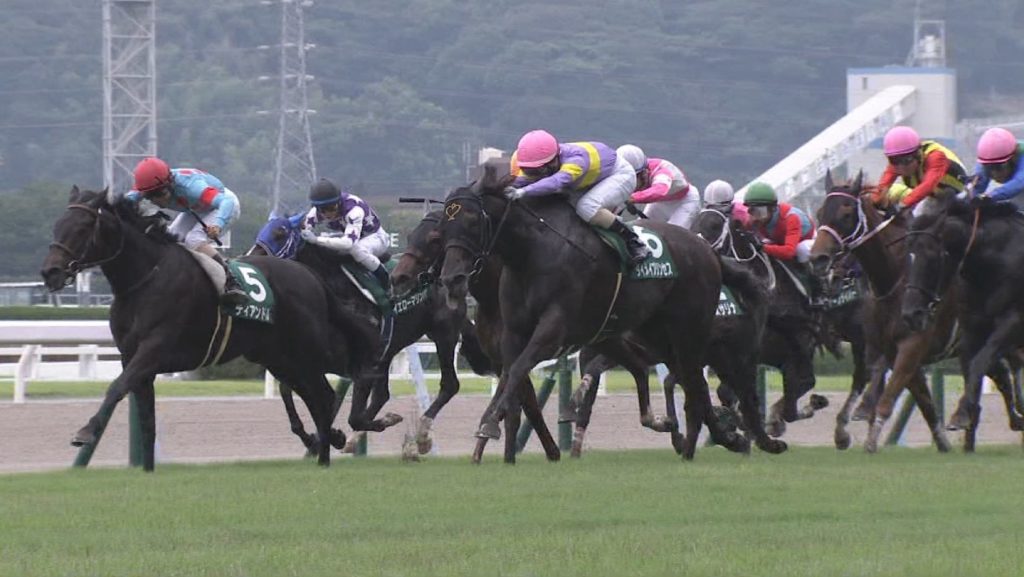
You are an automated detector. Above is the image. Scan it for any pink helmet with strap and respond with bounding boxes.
[882,126,921,157]
[977,127,1018,164]
[516,130,559,168]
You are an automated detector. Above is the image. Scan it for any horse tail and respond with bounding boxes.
[718,255,769,334]
[458,317,496,376]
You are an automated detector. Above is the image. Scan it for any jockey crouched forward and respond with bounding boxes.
[126,157,248,305]
[300,178,392,293]
[616,144,701,230]
[504,130,651,265]
[742,181,826,306]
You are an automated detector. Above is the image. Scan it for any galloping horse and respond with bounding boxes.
[435,165,747,462]
[251,215,493,454]
[901,196,1024,450]
[810,172,1022,452]
[40,187,370,468]
[692,206,851,439]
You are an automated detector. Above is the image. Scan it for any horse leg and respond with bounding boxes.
[571,371,602,458]
[519,373,560,461]
[854,355,888,421]
[904,370,951,453]
[661,373,686,455]
[719,360,787,454]
[471,376,505,464]
[865,334,940,453]
[416,333,462,454]
[835,341,872,450]
[133,376,158,472]
[987,360,1024,433]
[279,382,317,455]
[72,346,160,448]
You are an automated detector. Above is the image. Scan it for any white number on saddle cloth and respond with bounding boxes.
[237,264,268,303]
[631,226,664,259]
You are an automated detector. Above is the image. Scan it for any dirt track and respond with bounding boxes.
[2,391,1021,473]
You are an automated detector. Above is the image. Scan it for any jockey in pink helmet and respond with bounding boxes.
[969,127,1024,209]
[873,126,967,214]
[505,130,650,264]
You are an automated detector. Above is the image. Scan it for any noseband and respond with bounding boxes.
[817,191,895,253]
[48,203,125,285]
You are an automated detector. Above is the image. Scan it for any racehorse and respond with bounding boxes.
[250,215,493,455]
[40,187,370,469]
[435,164,748,462]
[692,206,854,440]
[900,196,1024,450]
[810,172,1022,452]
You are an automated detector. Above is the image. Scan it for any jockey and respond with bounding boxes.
[617,144,701,229]
[504,130,651,265]
[703,179,750,228]
[300,178,392,293]
[968,127,1024,209]
[872,126,967,215]
[125,157,247,304]
[744,181,822,304]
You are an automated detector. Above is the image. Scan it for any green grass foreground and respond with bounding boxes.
[1,448,1022,577]
[0,372,968,400]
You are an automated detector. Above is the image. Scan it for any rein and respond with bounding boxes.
[696,208,776,289]
[817,191,896,254]
[48,203,126,285]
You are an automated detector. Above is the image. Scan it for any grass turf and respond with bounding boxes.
[0,447,1022,577]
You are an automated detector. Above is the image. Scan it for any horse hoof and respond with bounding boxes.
[724,433,752,455]
[670,432,686,456]
[758,438,788,454]
[570,443,583,458]
[381,413,404,428]
[329,429,347,451]
[401,438,421,462]
[416,435,433,455]
[935,434,952,453]
[475,420,501,439]
[342,432,365,454]
[809,394,830,410]
[557,407,577,424]
[71,429,95,447]
[834,430,851,451]
[545,449,560,462]
[1011,417,1024,432]
[766,419,786,438]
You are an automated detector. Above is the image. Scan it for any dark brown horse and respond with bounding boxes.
[434,166,747,462]
[250,215,494,455]
[810,172,1022,452]
[900,195,1024,450]
[40,187,372,469]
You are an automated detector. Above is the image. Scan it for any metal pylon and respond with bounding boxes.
[102,0,157,194]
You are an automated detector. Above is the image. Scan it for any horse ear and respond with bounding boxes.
[69,185,80,203]
[852,170,863,193]
[103,186,116,205]
[824,170,834,192]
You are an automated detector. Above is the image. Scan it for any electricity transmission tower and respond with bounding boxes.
[262,0,317,215]
[102,0,157,194]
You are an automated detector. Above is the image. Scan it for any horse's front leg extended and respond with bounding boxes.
[279,382,316,452]
[866,333,936,453]
[72,345,162,449]
[133,376,157,471]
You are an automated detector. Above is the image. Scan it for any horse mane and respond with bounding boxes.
[75,187,180,245]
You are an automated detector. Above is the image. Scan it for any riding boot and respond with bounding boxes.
[609,219,651,265]
[371,264,392,296]
[211,253,249,305]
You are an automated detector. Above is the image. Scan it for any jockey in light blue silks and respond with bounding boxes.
[300,178,393,293]
[125,157,247,304]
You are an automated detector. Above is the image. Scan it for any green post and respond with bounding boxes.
[515,368,557,452]
[557,357,572,451]
[885,391,918,446]
[128,393,144,467]
[72,401,118,468]
[932,368,945,424]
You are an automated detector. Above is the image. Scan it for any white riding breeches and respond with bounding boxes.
[350,228,391,270]
[795,238,815,263]
[642,187,701,229]
[575,156,637,222]
[169,189,241,250]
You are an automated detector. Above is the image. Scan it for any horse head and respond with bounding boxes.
[438,164,513,310]
[809,170,869,277]
[901,196,966,332]
[41,185,122,291]
[251,214,305,259]
[391,210,442,296]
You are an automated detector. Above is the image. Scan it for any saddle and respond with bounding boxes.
[592,225,678,280]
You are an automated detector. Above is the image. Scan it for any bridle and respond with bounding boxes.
[696,207,776,289]
[816,190,895,254]
[48,203,125,286]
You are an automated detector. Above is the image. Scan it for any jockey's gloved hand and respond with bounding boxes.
[299,228,318,244]
[504,186,526,201]
[970,193,994,209]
